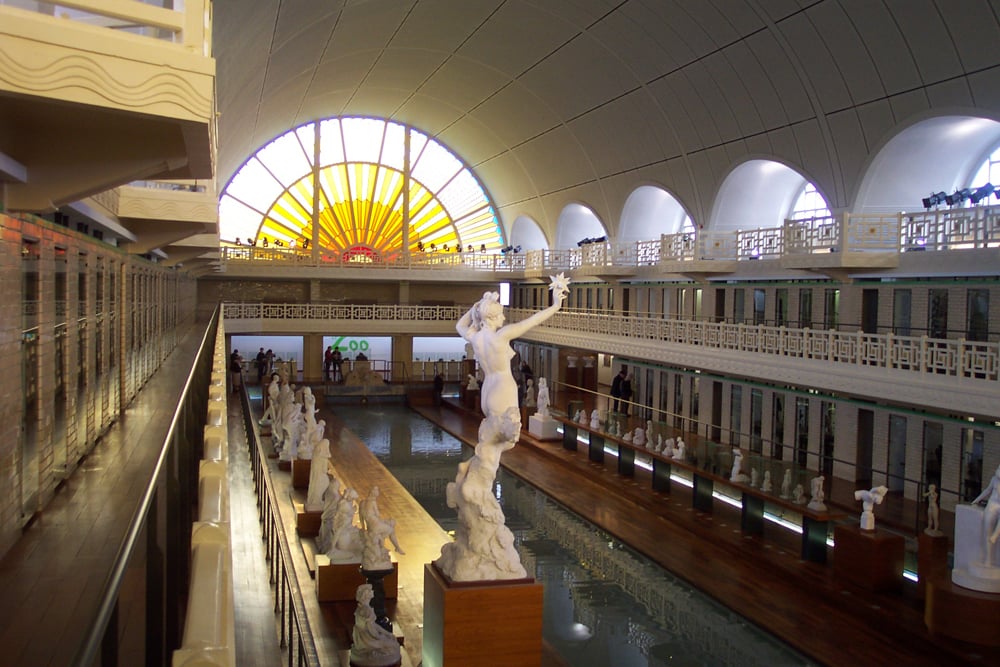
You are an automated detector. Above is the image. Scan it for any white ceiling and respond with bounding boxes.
[213,0,1000,241]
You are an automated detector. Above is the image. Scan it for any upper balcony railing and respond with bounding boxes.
[1,0,211,54]
[219,203,1000,274]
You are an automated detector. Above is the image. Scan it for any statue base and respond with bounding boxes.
[925,577,1000,646]
[917,532,950,599]
[952,503,1000,593]
[278,459,292,471]
[833,524,904,593]
[528,414,559,440]
[422,563,542,667]
[315,556,398,603]
[291,458,311,490]
[294,499,322,537]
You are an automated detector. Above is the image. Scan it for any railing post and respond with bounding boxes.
[957,338,966,378]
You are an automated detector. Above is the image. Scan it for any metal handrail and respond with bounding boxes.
[72,306,220,666]
[240,383,320,666]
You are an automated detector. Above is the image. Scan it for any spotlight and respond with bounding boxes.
[970,183,995,204]
[480,244,486,252]
[514,245,521,253]
[945,188,972,206]
[302,239,309,250]
[417,241,424,251]
[235,237,241,245]
[922,191,947,209]
[262,238,269,247]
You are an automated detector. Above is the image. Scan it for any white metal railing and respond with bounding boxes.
[220,303,999,382]
[218,203,1000,274]
[2,0,209,51]
[509,309,999,382]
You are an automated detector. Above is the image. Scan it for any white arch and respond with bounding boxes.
[554,203,607,250]
[853,115,1000,213]
[509,215,549,250]
[709,160,817,232]
[619,185,692,243]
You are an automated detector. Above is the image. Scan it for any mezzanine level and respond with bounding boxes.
[221,302,999,420]
[217,204,1000,281]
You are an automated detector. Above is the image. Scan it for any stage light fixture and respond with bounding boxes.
[945,188,972,206]
[922,191,947,209]
[970,183,995,204]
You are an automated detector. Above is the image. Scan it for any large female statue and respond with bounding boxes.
[456,273,570,420]
[437,273,570,581]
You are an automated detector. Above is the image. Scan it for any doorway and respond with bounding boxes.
[887,415,907,493]
[855,409,874,486]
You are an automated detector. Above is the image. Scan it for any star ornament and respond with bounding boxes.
[548,272,571,297]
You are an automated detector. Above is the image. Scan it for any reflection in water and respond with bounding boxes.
[335,404,813,667]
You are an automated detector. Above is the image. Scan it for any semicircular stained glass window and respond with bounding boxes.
[218,117,504,261]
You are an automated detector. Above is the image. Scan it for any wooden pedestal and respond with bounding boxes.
[422,563,543,667]
[292,458,311,490]
[296,508,322,537]
[315,557,398,602]
[917,532,949,598]
[925,577,1000,645]
[833,525,904,592]
[278,459,292,471]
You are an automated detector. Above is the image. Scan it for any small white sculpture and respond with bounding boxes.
[730,448,749,483]
[854,485,889,531]
[535,378,551,418]
[924,484,943,537]
[657,434,663,451]
[349,584,401,667]
[317,476,342,553]
[590,409,601,430]
[305,438,332,511]
[261,374,281,424]
[750,467,760,488]
[672,438,686,461]
[623,429,633,444]
[577,409,588,425]
[792,484,807,504]
[633,428,645,447]
[780,470,792,499]
[761,470,773,493]
[326,488,363,562]
[467,374,479,391]
[807,475,827,512]
[524,378,536,408]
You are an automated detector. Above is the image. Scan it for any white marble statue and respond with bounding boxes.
[524,378,536,408]
[590,409,601,431]
[326,488,363,562]
[730,448,749,483]
[360,487,404,571]
[780,470,792,499]
[657,434,664,451]
[750,467,760,488]
[633,427,646,447]
[305,437,331,511]
[807,474,827,512]
[317,476,342,553]
[437,273,569,581]
[261,373,281,424]
[535,378,550,418]
[792,483,807,504]
[672,438,686,461]
[577,409,587,425]
[854,485,889,531]
[971,464,1000,565]
[761,470,773,493]
[349,584,401,667]
[623,429,633,444]
[466,373,479,391]
[923,484,943,537]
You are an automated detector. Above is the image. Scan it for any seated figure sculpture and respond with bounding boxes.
[326,488,363,562]
[854,485,889,531]
[672,438,686,461]
[349,584,401,667]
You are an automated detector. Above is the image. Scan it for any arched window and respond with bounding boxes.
[218,117,504,261]
[971,144,1000,190]
[789,183,832,221]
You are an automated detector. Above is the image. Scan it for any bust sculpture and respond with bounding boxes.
[792,483,807,504]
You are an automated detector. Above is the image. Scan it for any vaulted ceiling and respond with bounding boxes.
[213,0,1000,242]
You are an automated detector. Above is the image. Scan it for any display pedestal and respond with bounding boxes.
[422,563,542,667]
[833,525,904,592]
[295,504,322,537]
[278,459,292,471]
[917,532,949,598]
[315,557,398,602]
[925,577,1000,646]
[292,458,311,490]
[528,414,560,440]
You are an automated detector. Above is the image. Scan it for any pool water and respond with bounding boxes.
[335,403,814,667]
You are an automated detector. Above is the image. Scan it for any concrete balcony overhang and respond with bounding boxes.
[0,4,216,211]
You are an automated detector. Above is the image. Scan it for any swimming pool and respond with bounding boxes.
[335,404,814,667]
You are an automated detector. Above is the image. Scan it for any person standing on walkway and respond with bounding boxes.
[611,368,626,413]
[324,345,334,381]
[331,346,343,383]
